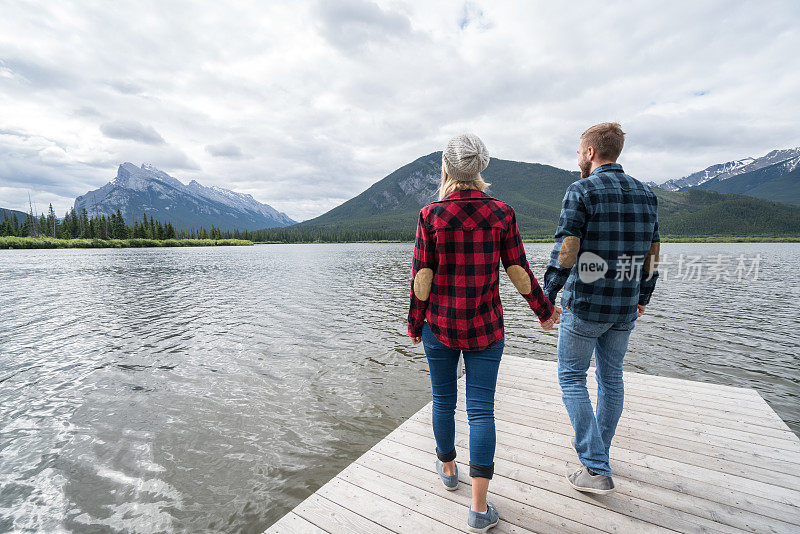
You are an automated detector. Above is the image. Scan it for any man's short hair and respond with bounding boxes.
[580,122,625,161]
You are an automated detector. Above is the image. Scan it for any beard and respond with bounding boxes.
[579,156,592,178]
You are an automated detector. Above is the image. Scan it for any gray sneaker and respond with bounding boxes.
[467,501,499,533]
[435,459,458,491]
[566,465,615,494]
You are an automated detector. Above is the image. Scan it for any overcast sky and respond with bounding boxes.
[1,1,798,221]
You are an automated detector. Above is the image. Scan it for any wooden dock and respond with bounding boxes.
[266,355,800,533]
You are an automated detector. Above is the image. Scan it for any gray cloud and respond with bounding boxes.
[73,106,104,118]
[0,53,77,90]
[106,79,146,95]
[100,120,166,145]
[205,142,248,159]
[314,0,412,53]
[114,146,200,171]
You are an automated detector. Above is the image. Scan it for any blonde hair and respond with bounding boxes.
[438,168,490,200]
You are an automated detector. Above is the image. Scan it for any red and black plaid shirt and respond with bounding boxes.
[407,189,554,350]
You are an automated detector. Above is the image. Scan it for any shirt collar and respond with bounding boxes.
[590,162,623,176]
[441,189,488,201]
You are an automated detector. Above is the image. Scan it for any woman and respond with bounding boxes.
[407,133,559,532]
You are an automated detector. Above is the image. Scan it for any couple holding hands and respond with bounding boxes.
[407,122,660,532]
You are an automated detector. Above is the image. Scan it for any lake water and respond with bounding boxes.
[1,242,798,532]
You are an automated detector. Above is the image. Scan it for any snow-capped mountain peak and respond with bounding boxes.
[184,177,287,220]
[75,163,296,231]
[654,147,800,191]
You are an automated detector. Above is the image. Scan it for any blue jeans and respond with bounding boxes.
[422,321,504,479]
[557,307,635,476]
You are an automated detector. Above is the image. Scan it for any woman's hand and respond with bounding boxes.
[412,336,422,344]
[540,306,562,331]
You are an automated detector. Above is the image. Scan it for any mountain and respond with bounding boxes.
[652,188,800,236]
[693,155,800,205]
[651,147,800,197]
[74,163,296,231]
[296,152,800,239]
[299,152,578,236]
[0,207,30,221]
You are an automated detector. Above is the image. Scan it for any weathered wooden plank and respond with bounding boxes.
[476,391,800,455]
[500,368,767,417]
[500,356,761,398]
[497,364,763,411]
[395,418,800,533]
[294,493,395,534]
[456,396,800,474]
[317,476,461,533]
[489,389,797,458]
[265,512,328,533]
[357,446,599,534]
[500,373,792,435]
[486,388,800,466]
[398,415,800,528]
[338,462,536,533]
[493,382,791,435]
[417,407,800,507]
[490,394,800,462]
[495,374,789,432]
[500,359,794,433]
[370,435,734,534]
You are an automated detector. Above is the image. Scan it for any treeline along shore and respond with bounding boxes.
[247,226,800,243]
[1,205,253,248]
[0,236,253,249]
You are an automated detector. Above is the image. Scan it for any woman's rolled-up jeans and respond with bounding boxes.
[421,321,504,479]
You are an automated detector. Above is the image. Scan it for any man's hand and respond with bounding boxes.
[412,336,422,345]
[637,305,646,318]
[540,306,562,331]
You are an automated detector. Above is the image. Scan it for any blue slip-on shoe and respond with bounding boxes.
[468,501,499,533]
[435,459,459,491]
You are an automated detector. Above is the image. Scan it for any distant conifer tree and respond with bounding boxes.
[113,209,128,238]
[46,204,57,238]
[79,208,90,238]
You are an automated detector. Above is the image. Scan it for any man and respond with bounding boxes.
[544,122,660,494]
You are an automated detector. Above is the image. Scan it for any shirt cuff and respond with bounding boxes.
[408,295,427,337]
[524,289,554,322]
[545,287,559,306]
[536,299,555,322]
[639,270,659,306]
[543,266,570,307]
[408,323,423,338]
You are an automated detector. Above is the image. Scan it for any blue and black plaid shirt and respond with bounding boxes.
[544,163,660,323]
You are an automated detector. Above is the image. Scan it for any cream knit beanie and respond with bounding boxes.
[442,133,490,182]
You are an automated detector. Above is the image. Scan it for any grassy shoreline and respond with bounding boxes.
[521,236,800,243]
[658,236,800,243]
[0,236,254,249]
[252,236,800,244]
[2,235,797,249]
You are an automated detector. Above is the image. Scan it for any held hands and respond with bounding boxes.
[540,306,562,331]
[412,305,564,343]
[637,305,646,318]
